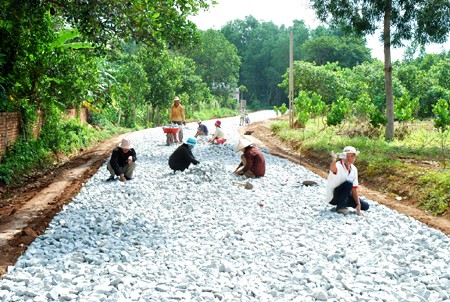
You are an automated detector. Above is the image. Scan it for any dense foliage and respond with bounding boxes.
[311,0,450,140]
[269,119,450,216]
[220,17,373,109]
[0,0,449,195]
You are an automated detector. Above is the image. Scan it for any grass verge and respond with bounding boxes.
[270,118,450,216]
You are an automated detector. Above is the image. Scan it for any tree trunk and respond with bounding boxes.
[384,0,394,140]
[146,104,150,127]
[157,106,161,126]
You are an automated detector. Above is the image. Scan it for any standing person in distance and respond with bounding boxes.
[106,138,137,182]
[168,138,200,172]
[239,106,246,126]
[169,96,185,142]
[326,146,370,215]
[233,139,266,178]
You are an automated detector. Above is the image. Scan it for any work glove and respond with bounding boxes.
[330,150,337,160]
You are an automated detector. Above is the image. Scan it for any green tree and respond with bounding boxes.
[311,0,450,140]
[326,96,352,127]
[43,0,209,48]
[291,20,312,61]
[280,61,345,104]
[221,17,293,107]
[0,0,211,135]
[432,99,450,164]
[294,91,313,127]
[394,92,419,123]
[302,35,372,68]
[395,54,450,117]
[187,29,240,102]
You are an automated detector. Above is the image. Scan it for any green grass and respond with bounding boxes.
[0,118,126,185]
[270,118,450,215]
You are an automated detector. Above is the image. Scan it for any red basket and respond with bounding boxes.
[162,127,180,134]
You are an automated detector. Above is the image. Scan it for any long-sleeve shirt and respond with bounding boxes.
[168,144,199,171]
[169,104,185,122]
[238,146,266,177]
[109,147,137,176]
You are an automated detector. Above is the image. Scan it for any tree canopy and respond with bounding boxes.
[186,29,241,101]
[311,0,450,140]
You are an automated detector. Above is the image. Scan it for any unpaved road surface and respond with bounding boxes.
[0,114,449,277]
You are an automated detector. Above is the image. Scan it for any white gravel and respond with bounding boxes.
[1,110,449,302]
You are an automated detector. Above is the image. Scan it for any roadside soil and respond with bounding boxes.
[0,133,129,276]
[0,119,449,276]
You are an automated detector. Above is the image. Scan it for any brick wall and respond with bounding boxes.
[0,112,21,158]
[65,108,87,123]
[0,108,88,159]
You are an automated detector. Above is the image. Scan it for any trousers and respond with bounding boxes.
[107,161,136,179]
[329,181,370,211]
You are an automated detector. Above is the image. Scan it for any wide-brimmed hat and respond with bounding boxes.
[118,138,133,149]
[173,96,180,101]
[186,137,197,146]
[235,139,251,152]
[343,146,359,155]
[196,118,202,123]
[215,120,221,127]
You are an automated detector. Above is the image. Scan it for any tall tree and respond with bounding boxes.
[222,17,292,107]
[187,29,240,102]
[302,35,372,68]
[311,0,450,140]
[47,0,210,48]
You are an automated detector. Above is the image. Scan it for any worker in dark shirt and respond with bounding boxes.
[194,119,209,138]
[233,139,265,178]
[106,138,137,182]
[168,138,200,172]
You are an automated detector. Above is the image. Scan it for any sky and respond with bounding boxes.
[189,0,450,62]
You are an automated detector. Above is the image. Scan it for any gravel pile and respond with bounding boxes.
[1,111,449,302]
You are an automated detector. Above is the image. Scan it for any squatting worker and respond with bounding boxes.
[195,119,209,138]
[106,138,137,182]
[326,146,369,215]
[209,120,226,144]
[169,137,200,172]
[169,96,185,142]
[233,138,266,178]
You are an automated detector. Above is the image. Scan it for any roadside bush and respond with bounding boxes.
[278,103,288,116]
[419,171,450,215]
[41,117,99,154]
[273,106,280,117]
[326,96,351,127]
[294,91,312,128]
[270,120,288,134]
[0,109,109,185]
[0,139,51,184]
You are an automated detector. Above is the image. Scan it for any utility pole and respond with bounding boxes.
[289,30,294,129]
